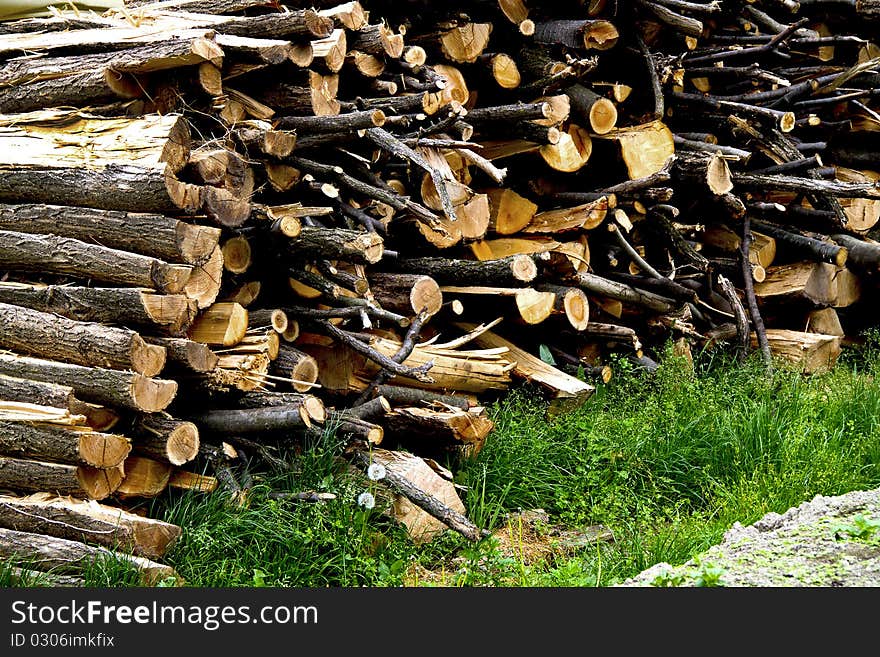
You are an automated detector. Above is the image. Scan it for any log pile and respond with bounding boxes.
[0,0,879,568]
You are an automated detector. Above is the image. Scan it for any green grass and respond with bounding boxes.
[6,334,880,587]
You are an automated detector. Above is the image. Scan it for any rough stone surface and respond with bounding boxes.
[619,487,880,587]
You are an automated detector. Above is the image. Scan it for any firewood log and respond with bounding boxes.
[0,302,167,376]
[0,493,181,559]
[0,456,123,500]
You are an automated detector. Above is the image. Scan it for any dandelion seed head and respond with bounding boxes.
[357,492,375,509]
[367,463,386,481]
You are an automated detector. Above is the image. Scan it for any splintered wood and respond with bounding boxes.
[0,0,879,562]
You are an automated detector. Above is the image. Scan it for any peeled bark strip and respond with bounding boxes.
[0,493,181,559]
[0,231,193,294]
[0,354,177,413]
[0,204,220,266]
[132,414,200,466]
[0,527,179,585]
[0,302,167,376]
[0,112,201,215]
[0,420,131,470]
[0,456,123,500]
[0,284,197,337]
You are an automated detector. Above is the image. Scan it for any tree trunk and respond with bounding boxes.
[0,527,179,585]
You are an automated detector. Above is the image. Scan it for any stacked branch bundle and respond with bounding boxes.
[0,0,879,565]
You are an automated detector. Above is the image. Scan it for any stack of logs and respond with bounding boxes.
[0,0,879,579]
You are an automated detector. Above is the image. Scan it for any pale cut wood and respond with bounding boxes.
[750,330,841,374]
[144,337,218,373]
[0,527,179,585]
[539,124,592,172]
[455,324,595,415]
[0,111,201,215]
[114,455,173,499]
[132,414,200,466]
[188,302,248,347]
[0,493,181,559]
[440,286,556,325]
[168,469,218,493]
[367,272,443,317]
[806,308,845,337]
[596,120,675,179]
[485,188,538,235]
[754,261,843,307]
[345,334,514,396]
[0,456,123,500]
[369,448,469,544]
[523,196,609,234]
[272,345,320,393]
[438,23,493,63]
[702,223,777,269]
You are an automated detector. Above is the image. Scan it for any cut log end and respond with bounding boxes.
[77,465,124,501]
[589,98,618,135]
[166,422,200,466]
[511,254,539,282]
[79,433,131,469]
[563,288,590,331]
[130,375,178,414]
[131,335,168,378]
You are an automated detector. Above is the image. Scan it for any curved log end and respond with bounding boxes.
[79,433,131,470]
[77,464,124,501]
[131,375,178,414]
[166,422,200,467]
[132,336,167,378]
